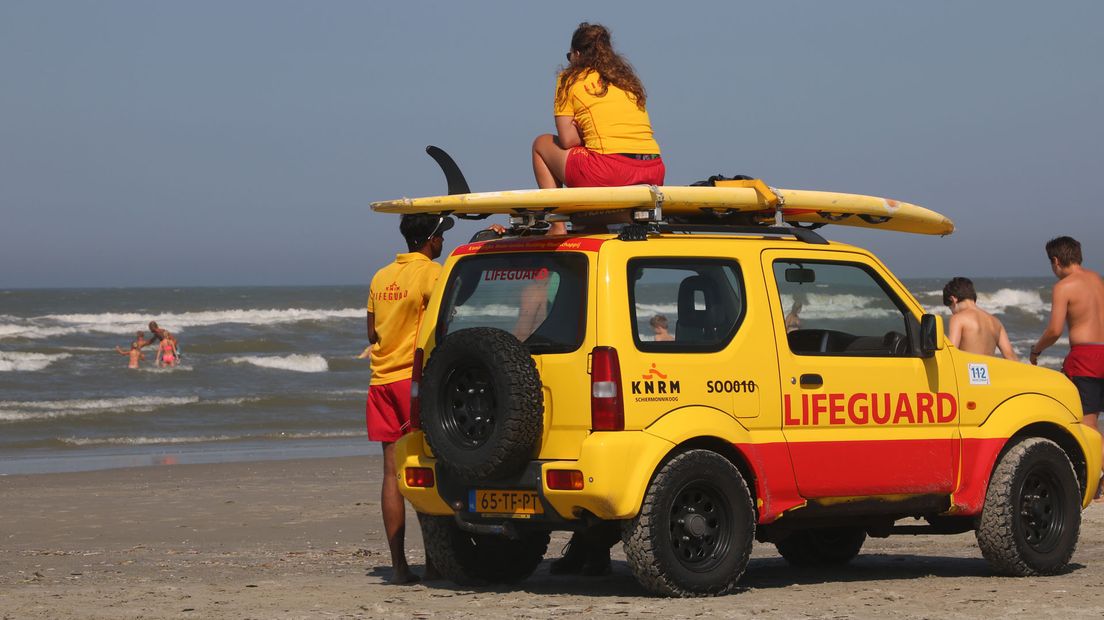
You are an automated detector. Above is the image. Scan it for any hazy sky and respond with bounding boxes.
[1,1,1101,288]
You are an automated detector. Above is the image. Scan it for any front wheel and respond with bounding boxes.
[976,437,1081,575]
[622,450,755,597]
[420,515,549,586]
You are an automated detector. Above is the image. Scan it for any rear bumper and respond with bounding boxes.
[394,430,674,522]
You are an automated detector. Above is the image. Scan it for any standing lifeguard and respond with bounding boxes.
[532,23,664,210]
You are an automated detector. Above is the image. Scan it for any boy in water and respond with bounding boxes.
[943,277,1018,360]
[650,314,674,341]
[115,331,148,369]
[1029,237,1104,494]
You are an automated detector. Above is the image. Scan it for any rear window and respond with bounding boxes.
[437,253,588,354]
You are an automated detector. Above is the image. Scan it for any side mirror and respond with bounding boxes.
[785,267,815,284]
[919,314,944,358]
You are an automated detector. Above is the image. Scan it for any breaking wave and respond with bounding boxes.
[0,307,362,340]
[58,430,363,447]
[228,354,329,373]
[0,396,199,422]
[0,351,71,372]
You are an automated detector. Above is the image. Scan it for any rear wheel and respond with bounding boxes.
[420,515,549,585]
[976,437,1081,575]
[622,450,755,597]
[775,527,866,566]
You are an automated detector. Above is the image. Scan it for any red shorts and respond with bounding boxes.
[1064,344,1104,378]
[564,148,665,187]
[366,379,412,442]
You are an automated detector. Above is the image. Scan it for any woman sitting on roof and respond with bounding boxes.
[532,23,665,234]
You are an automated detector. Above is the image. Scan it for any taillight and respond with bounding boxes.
[590,346,624,431]
[409,348,424,429]
[405,467,435,488]
[546,469,585,490]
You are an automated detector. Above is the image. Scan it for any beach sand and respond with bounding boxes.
[3,455,1104,619]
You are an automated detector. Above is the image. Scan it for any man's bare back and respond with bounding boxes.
[943,277,1017,360]
[1053,269,1104,345]
[949,303,1017,359]
[1031,239,1104,361]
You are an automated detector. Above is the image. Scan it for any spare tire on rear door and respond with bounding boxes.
[421,327,543,479]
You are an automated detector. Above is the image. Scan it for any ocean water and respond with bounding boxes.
[0,278,1067,475]
[0,286,375,474]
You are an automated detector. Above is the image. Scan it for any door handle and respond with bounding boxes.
[799,374,823,388]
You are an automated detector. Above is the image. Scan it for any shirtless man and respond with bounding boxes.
[1029,237,1104,490]
[142,322,179,358]
[943,277,1018,360]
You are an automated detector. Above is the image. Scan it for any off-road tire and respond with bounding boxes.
[622,450,755,597]
[420,515,549,585]
[775,527,867,567]
[976,437,1081,576]
[421,328,542,480]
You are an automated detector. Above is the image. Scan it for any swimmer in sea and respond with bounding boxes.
[143,321,181,365]
[156,333,178,368]
[115,332,147,369]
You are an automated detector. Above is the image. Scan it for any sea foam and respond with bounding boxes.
[0,395,199,422]
[0,351,71,372]
[0,307,363,340]
[229,354,329,373]
[979,288,1050,317]
[59,430,363,446]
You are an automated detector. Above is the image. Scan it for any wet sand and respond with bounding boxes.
[2,455,1104,619]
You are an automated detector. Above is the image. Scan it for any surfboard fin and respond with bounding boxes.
[425,146,471,195]
[425,146,489,220]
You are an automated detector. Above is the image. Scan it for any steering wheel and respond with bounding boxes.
[882,331,907,356]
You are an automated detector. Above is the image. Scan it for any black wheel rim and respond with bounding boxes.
[441,362,497,449]
[668,481,733,572]
[1017,465,1066,554]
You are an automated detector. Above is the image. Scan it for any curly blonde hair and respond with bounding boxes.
[555,23,647,111]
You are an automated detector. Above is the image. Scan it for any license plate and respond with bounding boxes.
[469,489,544,516]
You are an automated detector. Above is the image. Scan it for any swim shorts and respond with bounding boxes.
[366,378,412,442]
[1063,344,1104,415]
[1070,377,1104,415]
[564,148,665,188]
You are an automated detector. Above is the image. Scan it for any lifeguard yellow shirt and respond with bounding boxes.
[367,252,442,385]
[553,70,660,155]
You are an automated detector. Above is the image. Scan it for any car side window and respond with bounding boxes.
[629,259,745,352]
[773,260,913,357]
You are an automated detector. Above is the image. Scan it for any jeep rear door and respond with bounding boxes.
[763,250,960,498]
[434,248,595,459]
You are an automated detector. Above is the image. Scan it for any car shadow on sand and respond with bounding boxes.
[380,556,1086,598]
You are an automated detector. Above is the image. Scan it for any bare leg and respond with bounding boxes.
[532,134,570,189]
[381,441,417,583]
[532,134,571,235]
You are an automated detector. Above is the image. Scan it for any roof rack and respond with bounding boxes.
[623,223,827,245]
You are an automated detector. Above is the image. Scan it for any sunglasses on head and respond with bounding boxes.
[429,216,446,238]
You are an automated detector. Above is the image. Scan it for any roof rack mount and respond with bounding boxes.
[653,223,828,245]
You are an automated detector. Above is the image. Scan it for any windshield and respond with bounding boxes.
[437,252,588,354]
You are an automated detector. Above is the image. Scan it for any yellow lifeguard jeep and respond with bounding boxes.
[378,176,1101,597]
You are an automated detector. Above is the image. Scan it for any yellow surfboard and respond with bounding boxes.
[371,180,954,236]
